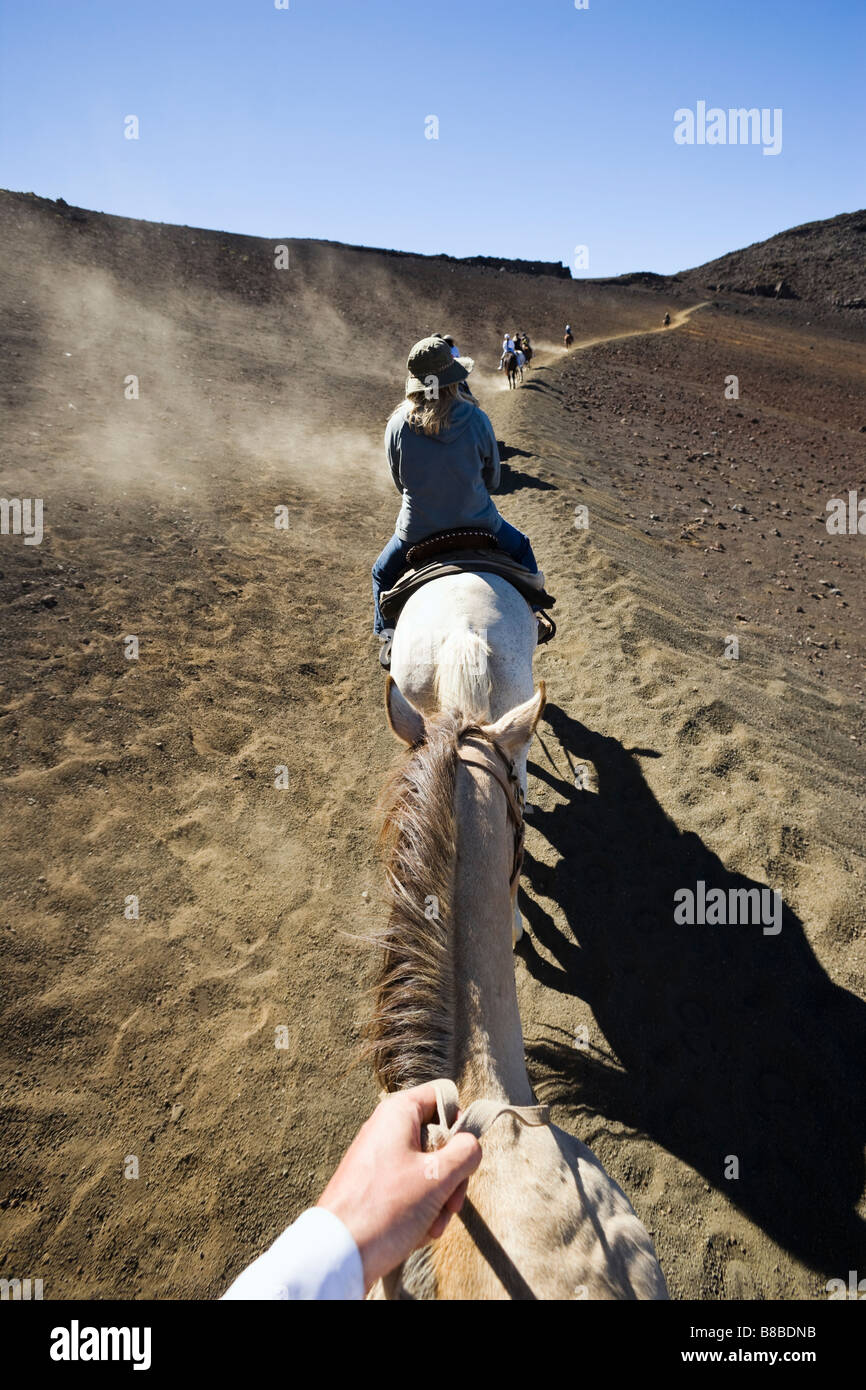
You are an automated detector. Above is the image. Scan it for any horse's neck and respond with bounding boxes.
[449,764,533,1106]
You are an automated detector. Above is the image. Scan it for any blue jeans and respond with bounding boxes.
[371,521,539,634]
[495,518,539,574]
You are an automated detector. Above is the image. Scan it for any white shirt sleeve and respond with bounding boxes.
[221,1207,365,1301]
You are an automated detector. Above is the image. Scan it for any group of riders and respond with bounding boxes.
[501,327,579,362]
[497,331,534,374]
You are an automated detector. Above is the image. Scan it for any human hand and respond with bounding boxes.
[316,1083,481,1291]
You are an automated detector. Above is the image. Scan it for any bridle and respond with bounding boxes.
[455,731,525,894]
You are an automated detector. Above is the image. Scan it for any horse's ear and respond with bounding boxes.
[484,682,546,760]
[386,676,426,747]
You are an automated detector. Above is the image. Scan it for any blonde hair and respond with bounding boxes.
[395,382,476,438]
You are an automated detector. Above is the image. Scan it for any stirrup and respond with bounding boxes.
[536,611,556,645]
[377,630,394,669]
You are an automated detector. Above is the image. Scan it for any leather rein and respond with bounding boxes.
[381,1078,550,1299]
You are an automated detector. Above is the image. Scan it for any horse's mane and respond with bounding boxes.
[364,711,484,1093]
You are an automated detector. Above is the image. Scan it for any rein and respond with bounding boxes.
[382,1078,549,1299]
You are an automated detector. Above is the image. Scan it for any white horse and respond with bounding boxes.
[369,681,669,1299]
[389,571,537,945]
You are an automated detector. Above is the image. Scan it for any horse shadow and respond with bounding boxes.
[494,447,557,496]
[497,443,533,461]
[518,702,866,1276]
[515,381,551,395]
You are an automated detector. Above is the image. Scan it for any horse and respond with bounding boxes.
[367,679,669,1300]
[521,341,533,368]
[503,350,521,388]
[389,571,536,945]
[564,331,574,349]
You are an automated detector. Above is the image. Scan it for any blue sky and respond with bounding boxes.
[0,0,863,275]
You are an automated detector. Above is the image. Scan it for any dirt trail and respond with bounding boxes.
[564,300,711,357]
[517,302,711,383]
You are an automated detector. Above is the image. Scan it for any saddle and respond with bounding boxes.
[379,527,557,643]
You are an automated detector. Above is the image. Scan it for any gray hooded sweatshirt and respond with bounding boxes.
[386,399,502,544]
